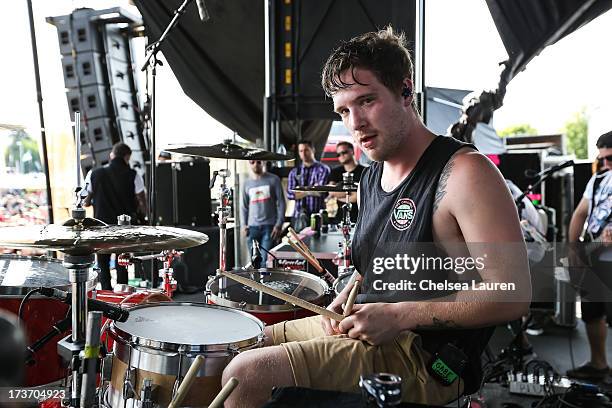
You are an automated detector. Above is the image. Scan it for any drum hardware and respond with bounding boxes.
[141,378,154,408]
[220,270,343,321]
[118,250,182,298]
[359,373,402,407]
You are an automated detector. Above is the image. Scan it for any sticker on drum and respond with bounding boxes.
[0,254,97,386]
[107,303,263,407]
[206,268,330,325]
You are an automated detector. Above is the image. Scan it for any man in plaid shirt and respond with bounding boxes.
[287,140,331,228]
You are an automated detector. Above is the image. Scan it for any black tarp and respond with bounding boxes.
[133,0,414,149]
[485,0,612,83]
[134,0,612,146]
[134,0,265,144]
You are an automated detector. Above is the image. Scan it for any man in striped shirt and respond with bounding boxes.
[287,140,331,228]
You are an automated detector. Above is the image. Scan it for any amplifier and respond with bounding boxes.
[155,160,212,226]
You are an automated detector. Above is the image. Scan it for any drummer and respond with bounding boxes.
[221,27,530,407]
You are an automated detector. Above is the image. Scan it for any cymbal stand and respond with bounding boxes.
[338,172,354,274]
[56,112,105,407]
[210,166,233,288]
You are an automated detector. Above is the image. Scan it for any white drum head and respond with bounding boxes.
[113,303,263,348]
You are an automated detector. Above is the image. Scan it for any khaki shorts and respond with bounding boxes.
[270,315,463,406]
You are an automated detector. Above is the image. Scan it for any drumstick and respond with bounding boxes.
[220,270,344,321]
[288,228,311,253]
[343,280,361,317]
[286,240,336,285]
[208,377,239,408]
[286,239,323,272]
[168,355,205,408]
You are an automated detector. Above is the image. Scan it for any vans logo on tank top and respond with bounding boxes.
[390,198,416,231]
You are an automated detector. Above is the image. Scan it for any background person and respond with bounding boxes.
[241,160,285,264]
[327,141,365,224]
[287,140,330,230]
[84,142,147,290]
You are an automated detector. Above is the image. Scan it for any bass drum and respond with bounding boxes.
[206,268,330,325]
[106,303,264,407]
[0,254,97,386]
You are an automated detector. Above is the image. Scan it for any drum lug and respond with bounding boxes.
[239,301,247,310]
[122,367,137,400]
[141,378,155,408]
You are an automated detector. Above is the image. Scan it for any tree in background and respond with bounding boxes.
[4,129,42,174]
[563,108,588,159]
[498,123,538,137]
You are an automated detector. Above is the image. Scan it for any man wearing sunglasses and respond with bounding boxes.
[328,141,366,223]
[567,130,612,381]
[241,160,286,262]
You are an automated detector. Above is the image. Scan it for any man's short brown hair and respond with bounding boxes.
[321,26,413,97]
[111,142,132,159]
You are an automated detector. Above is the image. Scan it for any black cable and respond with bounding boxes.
[259,244,280,262]
[18,288,42,323]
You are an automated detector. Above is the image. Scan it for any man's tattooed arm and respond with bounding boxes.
[416,317,463,330]
[433,155,456,213]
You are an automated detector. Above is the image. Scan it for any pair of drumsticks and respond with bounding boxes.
[284,228,336,285]
[220,270,360,322]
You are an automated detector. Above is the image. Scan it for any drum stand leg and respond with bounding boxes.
[57,253,95,408]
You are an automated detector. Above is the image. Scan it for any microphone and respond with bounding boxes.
[38,288,130,322]
[539,160,574,177]
[196,0,210,22]
[251,240,263,269]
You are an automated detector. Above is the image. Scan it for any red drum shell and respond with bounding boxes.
[206,268,330,325]
[0,255,97,386]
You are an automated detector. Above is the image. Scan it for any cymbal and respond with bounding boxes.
[0,224,208,255]
[292,183,358,193]
[165,142,292,161]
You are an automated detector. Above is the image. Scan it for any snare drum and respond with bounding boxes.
[0,254,97,386]
[206,268,330,325]
[96,288,172,350]
[106,303,263,407]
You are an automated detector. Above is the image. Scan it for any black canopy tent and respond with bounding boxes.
[133,0,612,148]
[451,0,612,142]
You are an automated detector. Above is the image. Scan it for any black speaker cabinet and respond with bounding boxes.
[170,226,235,292]
[573,161,594,209]
[155,160,212,226]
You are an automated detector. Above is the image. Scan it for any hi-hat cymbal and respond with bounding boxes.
[0,224,208,255]
[165,142,292,161]
[292,183,358,193]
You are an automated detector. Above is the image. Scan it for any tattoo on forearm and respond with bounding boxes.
[433,156,456,213]
[417,317,462,330]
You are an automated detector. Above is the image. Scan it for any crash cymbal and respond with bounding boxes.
[0,224,208,255]
[292,183,358,193]
[165,142,292,161]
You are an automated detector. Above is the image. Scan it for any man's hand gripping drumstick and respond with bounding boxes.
[321,270,361,335]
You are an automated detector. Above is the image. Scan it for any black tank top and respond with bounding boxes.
[352,135,493,394]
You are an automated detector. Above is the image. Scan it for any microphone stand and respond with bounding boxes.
[514,162,573,214]
[141,0,194,287]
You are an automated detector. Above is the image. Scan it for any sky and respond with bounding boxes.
[0,0,611,160]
